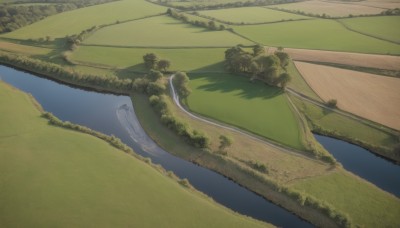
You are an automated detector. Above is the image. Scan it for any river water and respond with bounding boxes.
[0,65,312,227]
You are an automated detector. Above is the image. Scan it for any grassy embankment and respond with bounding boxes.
[232,19,400,54]
[0,80,269,228]
[198,7,310,24]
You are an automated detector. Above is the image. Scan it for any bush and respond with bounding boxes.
[146,81,166,95]
[326,99,337,108]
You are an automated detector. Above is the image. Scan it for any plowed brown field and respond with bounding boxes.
[295,61,400,130]
[268,47,400,70]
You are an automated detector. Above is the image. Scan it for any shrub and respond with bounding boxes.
[326,99,337,108]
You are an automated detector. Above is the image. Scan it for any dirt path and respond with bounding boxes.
[295,61,400,130]
[268,47,400,70]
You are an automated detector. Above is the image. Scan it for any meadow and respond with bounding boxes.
[292,171,400,228]
[0,0,166,40]
[0,81,268,228]
[339,16,400,43]
[199,7,310,24]
[269,0,384,17]
[72,46,226,72]
[83,16,253,47]
[233,19,400,54]
[186,73,305,149]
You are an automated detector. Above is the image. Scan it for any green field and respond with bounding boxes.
[200,7,310,24]
[186,73,304,149]
[292,171,400,227]
[291,95,398,153]
[72,46,225,72]
[233,19,400,54]
[83,16,254,47]
[339,16,400,43]
[0,0,166,40]
[0,81,268,228]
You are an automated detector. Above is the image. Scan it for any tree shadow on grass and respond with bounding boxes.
[115,63,147,79]
[189,72,283,100]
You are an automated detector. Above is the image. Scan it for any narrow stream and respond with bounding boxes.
[0,65,312,227]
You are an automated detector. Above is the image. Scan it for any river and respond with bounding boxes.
[0,65,312,227]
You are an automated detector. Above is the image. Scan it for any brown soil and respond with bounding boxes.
[295,61,400,130]
[268,47,400,70]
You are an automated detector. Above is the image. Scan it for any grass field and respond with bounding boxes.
[0,81,268,228]
[71,46,226,72]
[186,73,304,149]
[234,19,400,54]
[339,16,400,43]
[0,41,51,55]
[292,170,400,228]
[296,61,400,130]
[199,7,310,23]
[0,0,166,40]
[83,16,253,47]
[291,95,399,154]
[269,0,384,17]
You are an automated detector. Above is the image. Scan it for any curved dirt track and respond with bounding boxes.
[295,61,400,130]
[268,47,400,70]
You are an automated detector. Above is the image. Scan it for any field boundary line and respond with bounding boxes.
[286,87,400,134]
[334,19,400,45]
[186,10,314,26]
[79,44,252,49]
[169,75,327,165]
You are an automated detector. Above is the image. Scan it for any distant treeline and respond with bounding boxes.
[0,0,118,33]
[167,8,226,31]
[148,0,300,11]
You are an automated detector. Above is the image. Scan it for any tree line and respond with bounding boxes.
[0,0,117,33]
[166,8,225,31]
[225,45,291,88]
[143,53,171,72]
[149,0,299,11]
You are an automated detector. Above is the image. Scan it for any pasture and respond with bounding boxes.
[292,171,400,228]
[269,0,384,17]
[83,16,253,47]
[0,81,267,228]
[233,19,400,54]
[0,0,166,40]
[339,16,400,43]
[72,46,225,72]
[295,61,400,130]
[186,73,305,149]
[199,7,310,24]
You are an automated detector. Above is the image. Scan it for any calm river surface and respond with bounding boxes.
[0,65,312,227]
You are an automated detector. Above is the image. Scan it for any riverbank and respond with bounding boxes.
[0,80,269,228]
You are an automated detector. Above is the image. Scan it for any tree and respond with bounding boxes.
[157,59,171,72]
[277,72,291,88]
[175,72,191,98]
[143,53,158,69]
[249,61,260,80]
[146,81,166,95]
[252,44,264,56]
[208,20,217,30]
[274,51,290,68]
[148,70,163,81]
[326,99,337,108]
[219,135,233,152]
